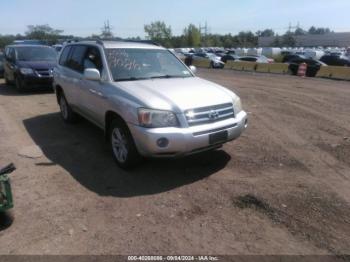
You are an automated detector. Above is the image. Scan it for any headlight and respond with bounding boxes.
[20,68,34,75]
[233,97,243,113]
[138,108,179,128]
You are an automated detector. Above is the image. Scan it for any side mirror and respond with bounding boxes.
[84,68,100,81]
[189,65,197,74]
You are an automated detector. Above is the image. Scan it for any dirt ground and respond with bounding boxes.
[0,69,350,255]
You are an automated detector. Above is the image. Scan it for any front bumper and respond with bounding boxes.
[128,110,248,157]
[20,75,53,88]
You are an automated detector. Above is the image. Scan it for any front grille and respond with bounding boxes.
[185,103,235,126]
[35,69,52,77]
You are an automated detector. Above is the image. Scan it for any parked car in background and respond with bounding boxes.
[282,54,306,63]
[221,54,240,63]
[0,52,4,78]
[320,55,350,67]
[53,41,247,168]
[287,57,326,77]
[214,50,226,57]
[192,53,225,68]
[3,45,57,91]
[238,55,273,63]
[13,40,48,45]
[52,44,63,53]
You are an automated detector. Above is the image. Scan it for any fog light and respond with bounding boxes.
[157,138,169,148]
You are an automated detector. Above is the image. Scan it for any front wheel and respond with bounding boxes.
[59,93,78,123]
[109,120,140,169]
[4,74,12,86]
[15,77,25,92]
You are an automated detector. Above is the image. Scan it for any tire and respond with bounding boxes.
[58,93,78,123]
[4,73,12,86]
[15,77,25,92]
[0,210,14,231]
[4,76,9,85]
[109,119,140,169]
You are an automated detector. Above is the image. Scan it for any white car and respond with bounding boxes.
[53,41,247,168]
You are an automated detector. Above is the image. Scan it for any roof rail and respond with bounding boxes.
[97,39,162,47]
[95,39,104,47]
[125,40,162,47]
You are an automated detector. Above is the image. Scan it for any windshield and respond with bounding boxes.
[16,46,57,61]
[105,48,193,81]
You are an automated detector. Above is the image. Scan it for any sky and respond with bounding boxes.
[0,0,349,38]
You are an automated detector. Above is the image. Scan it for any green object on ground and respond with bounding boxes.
[0,164,15,212]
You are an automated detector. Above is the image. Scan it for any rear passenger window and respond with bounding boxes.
[59,46,71,66]
[66,46,87,73]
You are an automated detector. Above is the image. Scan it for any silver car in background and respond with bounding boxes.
[53,41,247,168]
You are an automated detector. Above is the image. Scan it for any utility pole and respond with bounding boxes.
[199,21,209,47]
[287,22,300,32]
[101,20,113,39]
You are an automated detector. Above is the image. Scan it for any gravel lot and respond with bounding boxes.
[0,69,349,255]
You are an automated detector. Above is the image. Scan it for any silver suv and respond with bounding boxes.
[53,41,247,168]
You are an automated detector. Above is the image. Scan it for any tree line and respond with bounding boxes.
[0,22,333,49]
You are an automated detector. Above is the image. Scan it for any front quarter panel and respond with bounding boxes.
[103,83,147,126]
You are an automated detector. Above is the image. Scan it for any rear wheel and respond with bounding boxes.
[59,93,78,123]
[109,119,140,169]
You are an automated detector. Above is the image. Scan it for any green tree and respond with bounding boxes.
[282,32,296,47]
[256,29,275,37]
[26,24,63,44]
[183,24,201,47]
[144,21,172,47]
[294,27,307,35]
[236,31,258,47]
[308,26,331,35]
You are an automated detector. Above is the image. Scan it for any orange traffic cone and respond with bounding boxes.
[297,63,307,77]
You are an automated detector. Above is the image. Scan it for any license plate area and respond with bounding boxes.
[209,131,228,145]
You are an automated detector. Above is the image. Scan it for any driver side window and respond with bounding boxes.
[83,47,103,73]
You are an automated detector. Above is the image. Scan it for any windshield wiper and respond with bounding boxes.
[115,77,150,82]
[148,75,189,79]
[115,75,190,82]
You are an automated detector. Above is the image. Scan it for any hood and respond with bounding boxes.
[115,77,236,112]
[17,61,56,70]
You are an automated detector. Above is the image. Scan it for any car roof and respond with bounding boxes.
[67,40,165,50]
[6,44,52,49]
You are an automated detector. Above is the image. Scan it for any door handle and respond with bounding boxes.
[89,89,107,99]
[96,92,107,99]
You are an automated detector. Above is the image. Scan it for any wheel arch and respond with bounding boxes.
[104,111,128,141]
[55,85,63,104]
